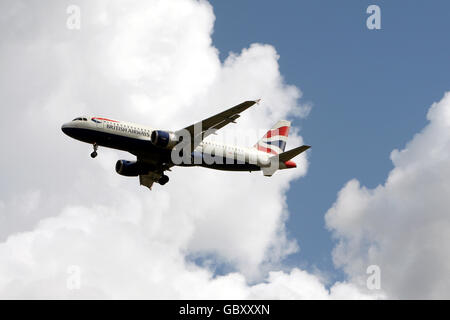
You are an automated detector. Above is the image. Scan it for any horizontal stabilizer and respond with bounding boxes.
[278,145,311,162]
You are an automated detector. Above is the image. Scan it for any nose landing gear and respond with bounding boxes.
[90,143,98,158]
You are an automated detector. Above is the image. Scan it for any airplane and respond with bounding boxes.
[61,100,310,189]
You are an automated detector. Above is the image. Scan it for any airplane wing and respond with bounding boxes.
[176,100,260,152]
[137,100,260,189]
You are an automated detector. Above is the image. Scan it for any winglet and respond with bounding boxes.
[255,99,261,104]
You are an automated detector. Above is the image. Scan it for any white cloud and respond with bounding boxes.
[326,92,450,299]
[0,201,372,299]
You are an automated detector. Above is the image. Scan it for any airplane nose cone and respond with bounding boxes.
[61,123,75,137]
[61,123,69,135]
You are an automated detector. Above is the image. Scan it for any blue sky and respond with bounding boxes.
[210,0,450,282]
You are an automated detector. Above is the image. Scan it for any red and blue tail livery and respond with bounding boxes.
[254,120,291,155]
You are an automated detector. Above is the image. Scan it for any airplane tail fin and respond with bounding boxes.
[253,120,291,155]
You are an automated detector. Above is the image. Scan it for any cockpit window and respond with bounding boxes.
[72,117,88,121]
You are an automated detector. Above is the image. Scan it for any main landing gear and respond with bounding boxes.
[90,143,98,158]
[158,174,169,185]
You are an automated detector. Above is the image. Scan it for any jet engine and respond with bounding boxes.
[150,130,179,149]
[115,160,151,177]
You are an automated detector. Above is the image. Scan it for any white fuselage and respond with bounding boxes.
[61,117,285,170]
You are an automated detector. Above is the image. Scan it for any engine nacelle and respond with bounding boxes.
[115,160,150,177]
[151,130,179,149]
